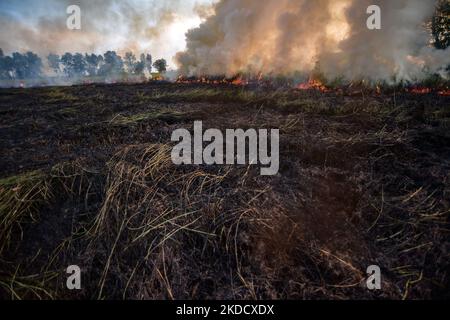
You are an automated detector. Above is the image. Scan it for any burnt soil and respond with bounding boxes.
[0,82,449,299]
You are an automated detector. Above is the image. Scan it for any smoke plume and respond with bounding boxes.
[176,0,450,81]
[0,0,213,66]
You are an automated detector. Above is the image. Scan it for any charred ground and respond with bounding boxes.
[0,82,449,299]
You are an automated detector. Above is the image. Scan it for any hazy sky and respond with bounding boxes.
[0,0,217,68]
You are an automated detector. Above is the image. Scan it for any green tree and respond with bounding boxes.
[0,51,14,80]
[72,53,86,76]
[134,60,145,75]
[61,53,75,77]
[153,58,167,73]
[99,51,124,76]
[25,52,43,78]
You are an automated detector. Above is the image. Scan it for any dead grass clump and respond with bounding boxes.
[0,160,105,300]
[84,143,276,299]
[0,170,51,254]
[0,170,57,300]
[109,110,188,126]
[363,169,450,299]
[80,141,397,299]
[149,87,260,104]
[44,88,78,103]
[0,266,58,300]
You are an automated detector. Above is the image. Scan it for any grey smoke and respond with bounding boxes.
[176,0,450,81]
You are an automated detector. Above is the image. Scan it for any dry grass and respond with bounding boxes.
[109,110,188,126]
[0,170,51,254]
[0,83,448,299]
[87,143,264,298]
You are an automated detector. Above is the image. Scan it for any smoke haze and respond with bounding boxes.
[1,0,448,81]
[0,0,216,67]
[176,0,450,81]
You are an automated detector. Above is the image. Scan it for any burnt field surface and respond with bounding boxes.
[0,82,449,300]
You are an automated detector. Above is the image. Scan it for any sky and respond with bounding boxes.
[0,0,217,68]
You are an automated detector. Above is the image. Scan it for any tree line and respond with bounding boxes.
[0,49,168,80]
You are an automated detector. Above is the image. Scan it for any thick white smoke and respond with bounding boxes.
[176,0,450,81]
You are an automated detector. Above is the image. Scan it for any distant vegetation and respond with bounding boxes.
[0,50,43,80]
[0,49,168,80]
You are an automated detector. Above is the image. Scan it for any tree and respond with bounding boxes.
[123,52,147,75]
[61,53,75,77]
[11,53,26,78]
[25,52,43,78]
[0,49,5,79]
[98,51,124,76]
[134,60,145,75]
[7,52,42,79]
[0,53,14,79]
[432,0,450,49]
[145,54,152,73]
[60,52,86,77]
[132,54,146,75]
[72,53,86,76]
[47,54,61,74]
[124,52,137,74]
[140,53,152,73]
[85,53,102,77]
[153,58,167,73]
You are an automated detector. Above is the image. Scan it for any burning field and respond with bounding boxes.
[0,81,449,299]
[0,0,450,302]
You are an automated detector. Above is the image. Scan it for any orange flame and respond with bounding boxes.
[175,75,449,97]
[177,75,250,86]
[297,78,329,92]
[408,87,432,94]
[231,77,245,85]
